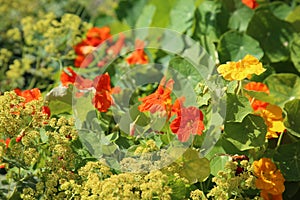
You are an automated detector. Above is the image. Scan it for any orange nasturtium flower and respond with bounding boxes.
[170,98,205,142]
[74,26,112,68]
[126,39,149,65]
[244,82,270,111]
[138,77,174,117]
[259,105,285,139]
[253,158,285,200]
[60,67,93,90]
[242,0,259,9]
[14,88,41,103]
[14,88,51,118]
[92,73,119,112]
[217,54,265,81]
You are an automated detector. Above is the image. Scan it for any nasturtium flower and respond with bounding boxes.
[86,27,112,46]
[0,138,10,149]
[14,88,41,103]
[74,26,112,68]
[253,158,285,199]
[217,54,265,81]
[244,82,270,111]
[259,105,285,139]
[92,73,119,112]
[242,0,259,9]
[60,67,93,90]
[14,88,51,117]
[138,77,174,116]
[126,39,148,65]
[170,105,205,142]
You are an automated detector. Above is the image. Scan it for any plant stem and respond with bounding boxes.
[276,131,284,148]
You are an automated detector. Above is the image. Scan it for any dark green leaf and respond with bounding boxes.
[264,73,300,107]
[218,31,263,63]
[273,141,300,181]
[284,99,300,138]
[224,114,267,151]
[291,34,300,73]
[225,93,253,122]
[286,5,300,32]
[247,10,295,62]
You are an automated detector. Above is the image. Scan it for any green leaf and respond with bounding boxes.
[243,90,275,105]
[257,2,292,20]
[115,0,147,27]
[247,10,295,63]
[218,31,263,63]
[264,73,300,107]
[225,93,253,123]
[228,7,254,31]
[273,141,300,181]
[46,86,73,115]
[284,99,300,138]
[290,34,300,73]
[135,5,156,28]
[149,0,176,27]
[169,57,203,88]
[180,148,210,183]
[168,0,195,33]
[224,114,267,151]
[195,1,229,42]
[286,5,300,32]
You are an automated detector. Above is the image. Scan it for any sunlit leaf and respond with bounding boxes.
[224,114,267,151]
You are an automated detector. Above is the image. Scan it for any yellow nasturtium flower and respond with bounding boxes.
[259,104,285,139]
[217,54,266,81]
[253,158,285,200]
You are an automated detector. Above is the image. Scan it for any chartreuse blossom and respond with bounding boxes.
[204,158,261,199]
[253,158,285,200]
[217,54,266,81]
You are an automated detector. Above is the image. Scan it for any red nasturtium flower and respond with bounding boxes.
[244,82,270,111]
[242,0,259,9]
[60,67,93,90]
[14,88,41,103]
[170,99,205,142]
[138,77,174,117]
[74,26,112,68]
[92,73,119,112]
[0,138,10,149]
[86,27,112,46]
[126,39,149,65]
[14,88,51,118]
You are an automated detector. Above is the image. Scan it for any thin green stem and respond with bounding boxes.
[276,131,284,148]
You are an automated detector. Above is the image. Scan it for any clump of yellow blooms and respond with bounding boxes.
[217,54,266,81]
[205,159,261,199]
[60,161,172,200]
[1,10,92,92]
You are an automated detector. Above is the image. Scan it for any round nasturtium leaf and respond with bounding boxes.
[247,10,295,63]
[264,73,300,107]
[284,99,300,138]
[218,30,264,63]
[290,34,300,73]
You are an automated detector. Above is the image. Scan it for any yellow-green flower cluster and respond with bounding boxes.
[1,10,92,91]
[206,160,260,199]
[60,161,172,200]
[0,91,47,137]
